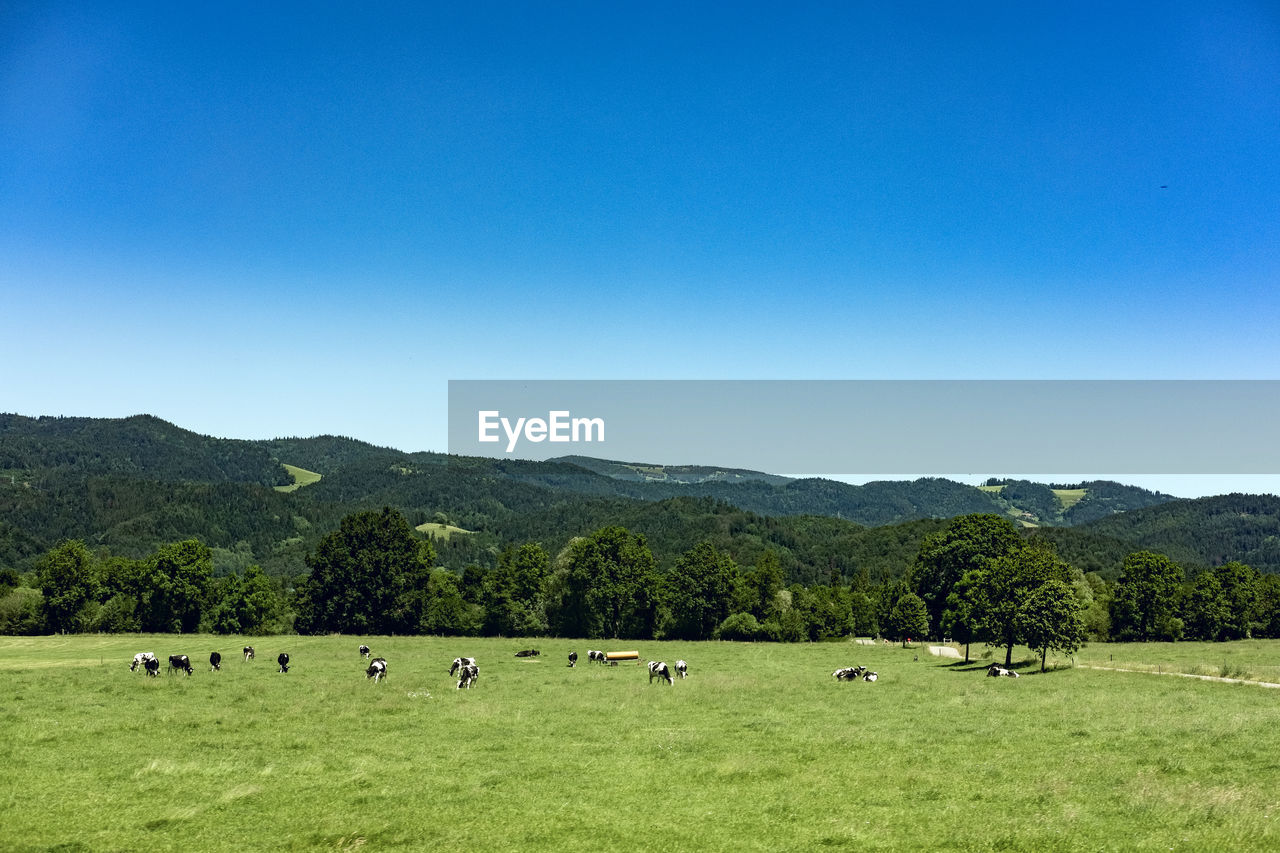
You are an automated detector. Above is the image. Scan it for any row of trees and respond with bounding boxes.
[6,509,1279,656]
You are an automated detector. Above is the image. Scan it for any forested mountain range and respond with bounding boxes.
[2,413,1275,582]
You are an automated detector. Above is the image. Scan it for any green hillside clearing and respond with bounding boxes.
[415,522,473,540]
[274,463,322,492]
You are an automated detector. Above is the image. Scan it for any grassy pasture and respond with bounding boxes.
[274,464,322,493]
[1051,488,1088,510]
[413,522,473,540]
[4,637,1280,852]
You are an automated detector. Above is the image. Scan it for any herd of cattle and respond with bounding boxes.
[127,644,697,689]
[131,645,1023,688]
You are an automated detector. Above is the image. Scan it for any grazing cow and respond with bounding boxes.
[209,651,222,672]
[359,644,371,659]
[587,650,606,664]
[278,652,290,673]
[243,646,255,661]
[987,664,1020,678]
[143,657,160,677]
[130,652,156,672]
[862,671,878,682]
[514,649,540,658]
[647,661,673,685]
[568,651,578,667]
[167,654,193,676]
[675,659,688,679]
[366,657,387,683]
[449,657,476,677]
[456,663,479,689]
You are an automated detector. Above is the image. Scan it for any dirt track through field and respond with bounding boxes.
[1078,664,1280,688]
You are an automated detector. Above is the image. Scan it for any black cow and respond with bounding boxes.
[648,661,672,685]
[568,651,578,667]
[278,652,290,673]
[243,646,255,661]
[143,657,160,677]
[514,649,540,658]
[359,644,371,659]
[456,663,479,689]
[209,651,222,671]
[168,654,193,676]
[366,657,387,682]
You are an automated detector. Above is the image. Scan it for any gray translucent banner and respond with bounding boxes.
[447,380,1280,474]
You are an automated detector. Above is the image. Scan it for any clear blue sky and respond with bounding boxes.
[3,3,1278,496]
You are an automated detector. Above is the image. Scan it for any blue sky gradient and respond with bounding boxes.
[3,3,1278,495]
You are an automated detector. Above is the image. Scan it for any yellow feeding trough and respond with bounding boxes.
[605,650,639,666]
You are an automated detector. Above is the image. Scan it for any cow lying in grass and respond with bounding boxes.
[987,664,1020,678]
[833,666,866,681]
[515,649,540,657]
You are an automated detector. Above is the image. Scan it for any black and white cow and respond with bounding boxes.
[209,651,222,671]
[587,650,606,664]
[167,654,193,676]
[456,663,479,689]
[449,657,476,677]
[277,652,290,673]
[675,659,688,679]
[568,651,578,667]
[143,657,160,677]
[648,661,672,685]
[514,649,540,658]
[359,644,371,659]
[862,671,878,682]
[243,646,255,661]
[366,657,387,682]
[833,666,859,681]
[130,651,156,672]
[986,664,1019,678]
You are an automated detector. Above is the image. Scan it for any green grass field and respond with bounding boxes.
[274,464,322,493]
[4,636,1280,852]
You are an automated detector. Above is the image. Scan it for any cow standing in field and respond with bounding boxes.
[675,660,688,679]
[366,657,387,683]
[456,663,479,689]
[278,652,290,673]
[449,657,476,677]
[209,651,222,671]
[243,646,255,661]
[131,652,156,672]
[359,644,371,659]
[587,650,605,664]
[168,655,193,676]
[648,661,673,685]
[568,651,578,667]
[143,657,160,677]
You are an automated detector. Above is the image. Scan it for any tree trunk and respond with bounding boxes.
[964,642,970,664]
[1004,644,1013,667]
[1041,648,1047,672]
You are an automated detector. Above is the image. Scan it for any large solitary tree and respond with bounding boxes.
[913,514,1023,639]
[295,507,435,635]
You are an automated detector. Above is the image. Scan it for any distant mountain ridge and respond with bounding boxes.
[2,413,1273,582]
